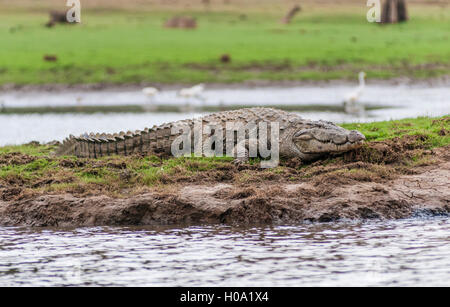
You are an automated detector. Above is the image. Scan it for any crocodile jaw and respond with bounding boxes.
[292,128,365,160]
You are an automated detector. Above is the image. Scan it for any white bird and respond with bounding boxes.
[142,87,160,111]
[343,71,366,115]
[177,84,206,112]
[142,87,159,98]
[178,83,205,100]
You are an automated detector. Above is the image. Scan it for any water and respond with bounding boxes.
[0,217,449,286]
[0,85,448,146]
[2,85,448,108]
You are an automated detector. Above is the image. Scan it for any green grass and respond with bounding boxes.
[0,9,449,85]
[342,116,450,148]
[0,144,54,156]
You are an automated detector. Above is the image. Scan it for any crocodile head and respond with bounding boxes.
[286,120,365,160]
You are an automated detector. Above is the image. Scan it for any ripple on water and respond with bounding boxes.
[0,217,449,286]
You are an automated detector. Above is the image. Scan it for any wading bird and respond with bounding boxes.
[142,87,159,98]
[343,71,366,115]
[177,84,206,112]
[142,87,160,111]
[178,83,205,101]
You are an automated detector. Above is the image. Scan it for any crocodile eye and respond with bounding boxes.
[296,134,312,141]
[294,130,313,140]
[294,131,312,141]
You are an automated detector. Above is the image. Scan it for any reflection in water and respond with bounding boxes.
[0,217,449,286]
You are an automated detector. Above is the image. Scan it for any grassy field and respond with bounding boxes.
[0,1,449,85]
[0,115,448,198]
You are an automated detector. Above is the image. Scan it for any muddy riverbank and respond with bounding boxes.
[0,160,448,227]
[1,76,449,92]
[0,160,449,227]
[1,140,448,227]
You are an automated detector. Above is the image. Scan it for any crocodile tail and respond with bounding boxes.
[53,135,79,156]
[53,123,183,158]
[53,130,152,158]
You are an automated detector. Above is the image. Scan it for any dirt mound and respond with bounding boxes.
[0,135,448,226]
[343,134,431,164]
[1,136,446,200]
[43,54,58,62]
[0,187,23,201]
[220,54,231,63]
[0,152,36,165]
[0,160,448,227]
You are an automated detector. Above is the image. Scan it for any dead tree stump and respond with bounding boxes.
[381,0,409,24]
[281,5,301,24]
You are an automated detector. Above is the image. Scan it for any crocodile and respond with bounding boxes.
[54,107,365,161]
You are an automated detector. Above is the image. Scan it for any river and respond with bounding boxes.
[0,217,449,286]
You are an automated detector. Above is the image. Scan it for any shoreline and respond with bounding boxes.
[1,76,449,93]
[0,158,448,227]
[0,142,449,227]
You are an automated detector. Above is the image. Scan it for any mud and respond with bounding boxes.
[1,76,449,93]
[0,139,448,227]
[0,153,36,165]
[0,160,448,227]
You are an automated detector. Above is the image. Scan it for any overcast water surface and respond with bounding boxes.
[0,217,449,286]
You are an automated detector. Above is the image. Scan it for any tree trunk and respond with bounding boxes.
[381,0,409,24]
